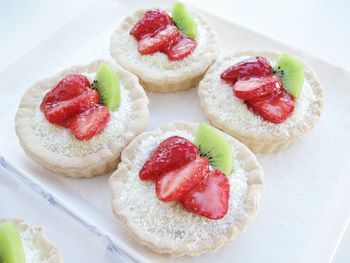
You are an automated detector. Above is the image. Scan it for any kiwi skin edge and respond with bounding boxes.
[92,62,121,111]
[194,122,233,176]
[273,53,304,98]
[0,222,25,263]
[171,2,197,39]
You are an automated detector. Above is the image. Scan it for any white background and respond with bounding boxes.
[0,0,349,262]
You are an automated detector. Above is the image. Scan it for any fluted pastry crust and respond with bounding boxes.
[0,218,63,263]
[109,122,264,256]
[198,50,323,153]
[15,60,149,177]
[110,8,219,92]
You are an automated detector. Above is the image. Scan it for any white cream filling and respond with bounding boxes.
[20,227,49,263]
[118,130,248,243]
[32,72,132,157]
[204,56,317,137]
[117,12,210,71]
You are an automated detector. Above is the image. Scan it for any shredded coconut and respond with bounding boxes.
[32,72,132,157]
[203,55,318,137]
[118,130,248,244]
[117,12,209,71]
[21,226,49,263]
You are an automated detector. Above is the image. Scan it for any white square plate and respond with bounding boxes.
[0,0,350,262]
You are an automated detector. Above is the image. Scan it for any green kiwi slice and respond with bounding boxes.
[92,62,121,111]
[273,53,304,98]
[171,2,197,38]
[195,122,233,175]
[0,222,25,263]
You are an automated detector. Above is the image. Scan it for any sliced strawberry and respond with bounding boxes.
[44,89,100,126]
[137,25,179,55]
[162,35,196,61]
[182,169,229,220]
[130,9,173,40]
[247,90,295,123]
[66,104,110,140]
[220,56,273,85]
[130,9,197,60]
[156,158,209,202]
[139,136,199,181]
[233,75,282,100]
[40,74,90,111]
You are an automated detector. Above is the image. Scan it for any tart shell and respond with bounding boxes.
[15,60,149,178]
[198,50,324,153]
[110,9,219,93]
[0,218,63,263]
[109,122,264,257]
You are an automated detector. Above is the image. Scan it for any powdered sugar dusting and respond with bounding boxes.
[21,226,49,263]
[116,12,209,71]
[203,55,317,136]
[32,73,132,157]
[118,130,248,244]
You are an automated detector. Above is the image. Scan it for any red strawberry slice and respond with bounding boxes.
[66,104,110,140]
[162,36,197,61]
[44,89,100,126]
[182,169,230,220]
[233,75,282,100]
[247,89,295,123]
[137,25,179,55]
[130,9,173,40]
[40,74,90,111]
[139,136,199,181]
[156,158,209,202]
[220,56,273,85]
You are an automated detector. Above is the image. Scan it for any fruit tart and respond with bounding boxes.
[109,122,263,256]
[15,60,149,178]
[110,2,219,92]
[0,219,62,262]
[198,50,323,153]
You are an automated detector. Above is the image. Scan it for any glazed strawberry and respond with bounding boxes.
[138,25,179,55]
[139,136,199,181]
[130,8,197,60]
[66,104,110,140]
[182,169,229,220]
[130,10,173,40]
[233,75,282,100]
[40,74,90,111]
[247,90,295,123]
[156,158,209,202]
[162,36,196,61]
[220,56,273,85]
[44,89,100,126]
